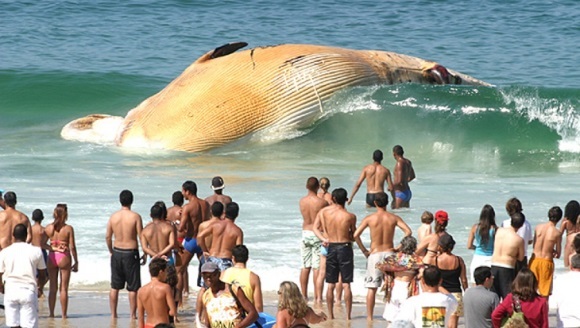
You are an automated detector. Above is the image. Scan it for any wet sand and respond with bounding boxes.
[0,289,558,327]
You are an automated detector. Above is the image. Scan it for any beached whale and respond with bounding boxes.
[61,42,491,152]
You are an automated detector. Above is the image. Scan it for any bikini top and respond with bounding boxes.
[436,255,462,293]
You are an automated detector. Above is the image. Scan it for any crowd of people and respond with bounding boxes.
[1,143,580,328]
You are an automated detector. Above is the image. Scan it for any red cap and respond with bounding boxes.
[435,210,449,224]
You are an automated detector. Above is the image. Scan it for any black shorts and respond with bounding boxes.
[325,242,354,284]
[491,264,515,300]
[111,247,141,291]
[366,193,378,207]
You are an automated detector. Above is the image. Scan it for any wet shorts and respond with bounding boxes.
[207,256,233,272]
[490,263,515,300]
[111,247,141,291]
[395,189,412,202]
[365,251,392,288]
[326,242,354,284]
[366,193,380,207]
[300,230,321,269]
[529,256,554,297]
[183,237,202,255]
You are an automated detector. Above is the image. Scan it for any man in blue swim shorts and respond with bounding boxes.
[392,145,416,209]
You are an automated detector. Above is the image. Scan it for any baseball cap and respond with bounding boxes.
[201,262,219,273]
[211,176,225,190]
[435,210,449,224]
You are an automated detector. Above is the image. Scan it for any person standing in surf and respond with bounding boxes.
[348,150,394,208]
[392,145,415,209]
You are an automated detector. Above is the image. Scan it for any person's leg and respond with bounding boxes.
[343,282,353,320]
[109,289,120,319]
[326,283,335,319]
[60,268,72,319]
[128,291,138,320]
[335,275,343,303]
[315,253,326,305]
[366,287,377,320]
[48,265,59,317]
[299,267,311,300]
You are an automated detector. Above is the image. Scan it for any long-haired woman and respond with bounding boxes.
[45,203,78,319]
[560,200,580,267]
[274,281,327,328]
[467,204,497,283]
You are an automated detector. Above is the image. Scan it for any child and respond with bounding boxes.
[31,209,50,297]
[417,211,433,243]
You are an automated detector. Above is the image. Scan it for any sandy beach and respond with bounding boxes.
[0,289,558,328]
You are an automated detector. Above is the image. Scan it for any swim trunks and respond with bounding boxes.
[320,245,328,257]
[197,256,207,288]
[395,189,412,202]
[111,247,141,291]
[366,193,379,207]
[364,251,393,288]
[326,242,354,284]
[300,230,321,269]
[183,237,202,255]
[490,263,515,300]
[528,256,554,297]
[207,256,233,272]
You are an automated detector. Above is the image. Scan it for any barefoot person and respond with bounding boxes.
[31,209,50,297]
[348,149,393,207]
[353,191,412,321]
[0,224,46,328]
[137,258,176,328]
[106,189,145,319]
[0,191,32,249]
[141,204,175,264]
[491,212,525,300]
[45,203,78,319]
[391,145,415,209]
[205,176,232,207]
[298,177,328,303]
[529,206,562,298]
[314,188,356,320]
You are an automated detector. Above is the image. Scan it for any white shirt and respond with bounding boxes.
[0,242,46,291]
[553,271,580,328]
[395,291,458,328]
[502,219,533,257]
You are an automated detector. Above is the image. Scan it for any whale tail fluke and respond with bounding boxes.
[60,114,124,145]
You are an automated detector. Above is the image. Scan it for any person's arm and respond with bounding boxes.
[517,238,525,262]
[386,170,394,192]
[69,226,79,272]
[235,285,258,328]
[416,235,430,255]
[140,231,155,258]
[237,229,243,246]
[554,232,563,259]
[165,284,177,318]
[274,309,289,328]
[353,219,369,257]
[158,228,175,258]
[251,272,264,312]
[396,216,412,237]
[393,160,403,188]
[467,225,476,250]
[137,294,145,328]
[25,217,32,243]
[348,214,357,242]
[458,256,468,291]
[347,170,366,205]
[408,161,416,182]
[526,222,534,245]
[560,219,569,234]
[312,211,327,244]
[491,295,511,327]
[178,206,189,233]
[105,219,114,255]
[305,306,328,324]
[197,226,211,258]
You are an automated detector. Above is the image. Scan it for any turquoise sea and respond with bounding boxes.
[1,0,579,297]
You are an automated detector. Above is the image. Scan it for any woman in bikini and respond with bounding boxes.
[560,200,580,267]
[45,203,78,319]
[274,281,327,328]
[416,210,450,265]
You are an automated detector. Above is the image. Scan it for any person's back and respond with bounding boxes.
[138,258,175,328]
[463,266,499,328]
[492,227,524,268]
[529,206,562,298]
[108,207,142,250]
[322,205,355,243]
[366,209,409,253]
[205,176,232,207]
[300,190,328,230]
[0,192,31,248]
[348,150,393,207]
[207,219,242,259]
[142,205,175,260]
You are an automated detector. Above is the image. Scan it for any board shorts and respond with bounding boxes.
[469,254,492,283]
[365,251,392,288]
[529,256,554,296]
[4,283,38,328]
[395,189,412,202]
[326,242,354,284]
[183,237,203,255]
[490,263,515,300]
[207,256,233,272]
[383,279,410,322]
[366,193,379,207]
[110,247,141,291]
[300,230,321,269]
[451,292,464,317]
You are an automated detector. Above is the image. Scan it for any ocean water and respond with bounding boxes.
[1,0,579,298]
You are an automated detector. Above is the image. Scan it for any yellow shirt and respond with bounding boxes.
[221,267,254,305]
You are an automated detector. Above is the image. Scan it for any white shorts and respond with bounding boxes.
[383,279,410,322]
[470,254,492,283]
[364,251,392,288]
[4,284,39,328]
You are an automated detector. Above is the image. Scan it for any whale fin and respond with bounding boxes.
[195,42,248,64]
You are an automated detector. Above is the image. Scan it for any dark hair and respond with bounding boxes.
[422,266,441,287]
[150,204,163,219]
[548,206,563,223]
[306,177,319,192]
[434,219,448,233]
[573,234,580,253]
[571,253,580,269]
[225,202,239,220]
[510,212,525,229]
[149,258,167,277]
[165,264,178,288]
[154,201,167,220]
[320,177,330,189]
[373,192,388,207]
[32,209,44,222]
[373,149,383,162]
[331,188,347,206]
[172,191,184,206]
[211,202,224,218]
[564,200,580,226]
[182,180,197,195]
[478,204,496,246]
[511,267,538,301]
[400,236,417,255]
[119,190,133,207]
[4,191,16,208]
[473,266,492,285]
[505,197,522,216]
[13,223,27,241]
[232,245,249,263]
[393,145,404,156]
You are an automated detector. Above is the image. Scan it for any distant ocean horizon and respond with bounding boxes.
[1,0,579,297]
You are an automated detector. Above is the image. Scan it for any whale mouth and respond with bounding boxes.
[60,114,124,144]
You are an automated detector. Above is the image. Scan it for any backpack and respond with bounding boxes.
[501,296,529,328]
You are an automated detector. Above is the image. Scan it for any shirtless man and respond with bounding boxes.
[166,191,188,294]
[392,145,416,209]
[299,177,328,303]
[353,192,412,321]
[31,209,50,297]
[314,188,356,320]
[141,204,175,265]
[490,212,525,300]
[0,191,32,248]
[198,202,243,271]
[204,176,232,207]
[137,258,176,328]
[529,206,562,298]
[348,150,393,208]
[196,202,224,284]
[105,189,145,319]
